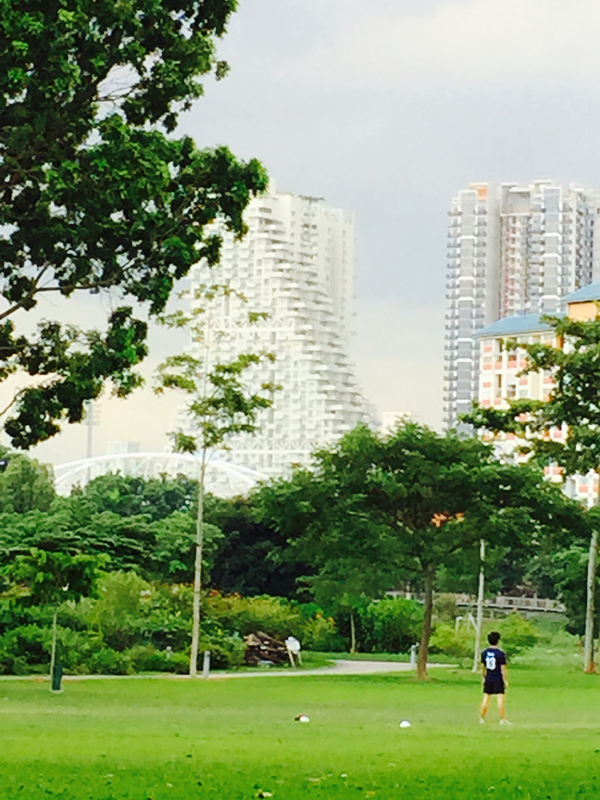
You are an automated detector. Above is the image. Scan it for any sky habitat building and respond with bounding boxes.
[184,185,374,478]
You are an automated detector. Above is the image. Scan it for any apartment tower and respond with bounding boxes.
[188,186,373,476]
[444,180,600,429]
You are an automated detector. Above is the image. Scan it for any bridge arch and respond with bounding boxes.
[53,452,267,499]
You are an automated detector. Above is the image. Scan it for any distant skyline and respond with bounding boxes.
[9,0,600,467]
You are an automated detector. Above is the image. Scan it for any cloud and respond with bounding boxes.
[297,0,600,88]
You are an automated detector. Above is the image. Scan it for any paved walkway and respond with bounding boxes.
[210,660,454,679]
[0,660,454,682]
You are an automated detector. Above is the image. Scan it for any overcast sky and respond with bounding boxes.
[13,0,600,466]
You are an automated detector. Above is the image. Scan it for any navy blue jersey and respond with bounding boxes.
[481,647,506,679]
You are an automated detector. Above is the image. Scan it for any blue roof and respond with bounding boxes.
[563,282,600,303]
[474,313,554,339]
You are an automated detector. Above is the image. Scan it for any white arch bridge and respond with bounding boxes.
[54,452,268,499]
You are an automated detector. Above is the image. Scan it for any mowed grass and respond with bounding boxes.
[1,667,600,799]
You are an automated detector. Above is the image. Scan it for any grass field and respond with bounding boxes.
[1,666,599,799]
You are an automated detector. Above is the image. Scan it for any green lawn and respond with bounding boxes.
[1,667,599,798]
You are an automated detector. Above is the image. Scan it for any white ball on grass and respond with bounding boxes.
[399,719,411,728]
[294,714,310,723]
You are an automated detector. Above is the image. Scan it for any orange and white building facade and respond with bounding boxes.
[475,285,600,505]
[445,181,600,430]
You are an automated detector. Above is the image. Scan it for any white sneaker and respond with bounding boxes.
[499,719,512,726]
[479,718,485,724]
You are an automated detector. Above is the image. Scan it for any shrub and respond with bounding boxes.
[429,623,474,659]
[301,614,345,652]
[86,647,132,675]
[433,594,458,624]
[200,632,245,669]
[204,593,305,640]
[358,598,423,654]
[489,613,539,658]
[127,644,188,674]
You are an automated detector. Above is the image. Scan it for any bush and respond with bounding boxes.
[204,593,305,640]
[301,614,345,652]
[489,613,539,658]
[358,598,423,654]
[430,613,540,661]
[127,644,188,674]
[200,632,245,670]
[429,623,474,659]
[86,647,132,675]
[433,594,458,624]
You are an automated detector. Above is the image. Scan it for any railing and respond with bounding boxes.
[387,591,565,614]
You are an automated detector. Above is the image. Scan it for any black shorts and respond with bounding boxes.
[483,677,505,695]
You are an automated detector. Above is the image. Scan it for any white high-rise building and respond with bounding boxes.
[444,180,600,429]
[188,187,373,476]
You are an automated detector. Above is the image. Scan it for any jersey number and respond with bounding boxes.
[485,654,497,671]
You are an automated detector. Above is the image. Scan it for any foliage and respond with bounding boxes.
[300,614,345,652]
[198,632,245,670]
[207,496,311,599]
[493,613,540,658]
[548,545,600,637]
[0,0,268,448]
[430,613,539,661]
[0,471,224,583]
[150,510,222,583]
[256,421,585,676]
[3,548,103,606]
[155,291,279,455]
[204,592,305,641]
[462,314,600,475]
[357,597,424,654]
[432,594,459,624]
[0,447,56,513]
[429,622,474,660]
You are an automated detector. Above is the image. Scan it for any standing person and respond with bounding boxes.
[479,631,511,725]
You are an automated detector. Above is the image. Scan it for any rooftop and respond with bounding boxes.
[474,313,554,339]
[563,282,600,303]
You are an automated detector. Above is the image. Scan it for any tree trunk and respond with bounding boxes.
[583,528,599,674]
[50,608,58,691]
[417,566,435,680]
[189,451,207,677]
[472,539,485,673]
[349,611,356,654]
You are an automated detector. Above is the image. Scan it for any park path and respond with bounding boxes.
[0,660,453,682]
[209,660,453,679]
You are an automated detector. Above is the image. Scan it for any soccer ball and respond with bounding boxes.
[399,719,411,728]
[295,714,310,723]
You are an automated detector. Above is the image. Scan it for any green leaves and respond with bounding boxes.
[256,421,584,605]
[156,294,278,454]
[0,1,268,448]
[3,548,104,606]
[3,307,148,448]
[463,314,600,477]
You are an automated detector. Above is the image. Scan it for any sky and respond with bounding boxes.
[9,0,600,467]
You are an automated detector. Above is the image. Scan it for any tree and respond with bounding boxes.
[256,423,584,678]
[463,313,600,672]
[0,446,55,512]
[3,548,103,688]
[1,1,267,448]
[155,293,279,676]
[206,496,311,599]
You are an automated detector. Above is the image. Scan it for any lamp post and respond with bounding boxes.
[472,539,485,674]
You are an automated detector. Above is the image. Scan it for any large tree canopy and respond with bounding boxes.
[256,423,586,677]
[0,0,267,448]
[463,313,600,671]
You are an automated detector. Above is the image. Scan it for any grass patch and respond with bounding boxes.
[0,666,599,798]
